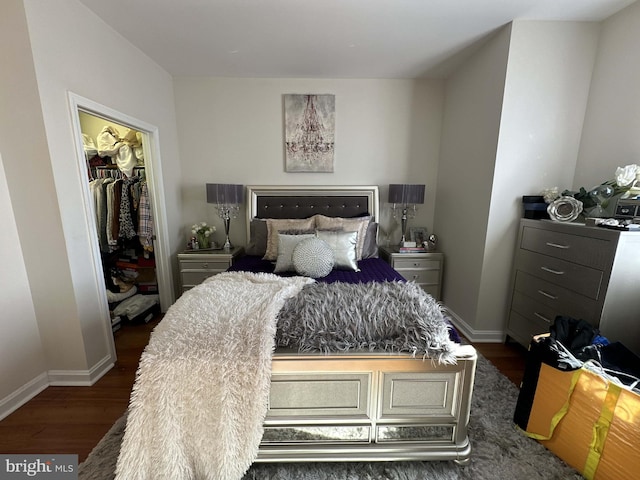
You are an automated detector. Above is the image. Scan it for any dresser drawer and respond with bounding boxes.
[520,225,612,270]
[179,259,231,271]
[396,269,440,285]
[511,290,598,332]
[393,258,441,270]
[181,270,222,286]
[513,271,598,324]
[507,310,551,346]
[516,249,604,300]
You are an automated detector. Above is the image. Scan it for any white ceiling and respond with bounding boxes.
[78,0,636,78]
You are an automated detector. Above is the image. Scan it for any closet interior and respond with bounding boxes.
[80,111,160,333]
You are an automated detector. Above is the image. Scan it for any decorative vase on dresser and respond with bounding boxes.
[506,218,640,356]
[177,246,244,294]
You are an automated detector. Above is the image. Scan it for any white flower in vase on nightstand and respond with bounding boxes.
[191,222,216,249]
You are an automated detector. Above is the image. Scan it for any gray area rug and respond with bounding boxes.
[78,354,583,480]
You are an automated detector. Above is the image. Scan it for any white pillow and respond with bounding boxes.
[316,230,359,272]
[314,215,370,260]
[273,233,315,273]
[292,237,335,278]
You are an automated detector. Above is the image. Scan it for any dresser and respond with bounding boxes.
[379,246,444,301]
[506,219,640,355]
[178,247,244,293]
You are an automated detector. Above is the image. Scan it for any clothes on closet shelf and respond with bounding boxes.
[83,133,98,158]
[96,126,144,177]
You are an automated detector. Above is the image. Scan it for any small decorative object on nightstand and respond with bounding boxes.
[178,246,244,293]
[379,245,443,301]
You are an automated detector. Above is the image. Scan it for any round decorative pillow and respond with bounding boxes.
[292,237,335,278]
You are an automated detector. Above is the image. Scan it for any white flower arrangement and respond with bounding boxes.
[191,222,216,237]
[614,164,639,188]
[557,163,640,216]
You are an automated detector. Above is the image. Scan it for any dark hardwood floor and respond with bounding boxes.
[0,316,528,463]
[0,316,161,462]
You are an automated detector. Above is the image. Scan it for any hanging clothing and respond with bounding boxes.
[88,178,114,252]
[138,182,154,251]
[97,178,114,252]
[119,177,139,240]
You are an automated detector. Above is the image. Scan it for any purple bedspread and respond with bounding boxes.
[228,255,406,284]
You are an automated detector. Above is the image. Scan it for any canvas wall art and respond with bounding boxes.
[284,94,335,172]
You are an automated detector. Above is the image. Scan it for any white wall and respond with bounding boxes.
[0,0,76,411]
[436,21,600,341]
[1,0,184,418]
[575,0,640,188]
[435,26,512,340]
[480,21,600,334]
[21,0,183,368]
[0,154,48,417]
[173,77,444,246]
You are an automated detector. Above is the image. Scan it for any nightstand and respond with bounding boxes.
[177,247,244,293]
[378,245,444,301]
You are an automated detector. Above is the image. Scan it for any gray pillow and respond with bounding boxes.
[245,219,267,256]
[316,230,359,272]
[292,238,334,278]
[361,222,379,259]
[274,233,315,273]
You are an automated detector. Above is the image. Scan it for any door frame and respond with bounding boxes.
[68,92,174,359]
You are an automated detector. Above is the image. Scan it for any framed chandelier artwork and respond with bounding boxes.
[284,94,335,173]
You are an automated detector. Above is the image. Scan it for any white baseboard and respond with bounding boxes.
[0,372,49,421]
[444,307,506,343]
[48,354,114,386]
[0,355,114,421]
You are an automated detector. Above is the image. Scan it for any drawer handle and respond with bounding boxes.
[413,262,420,267]
[541,266,564,275]
[537,289,558,300]
[202,263,209,268]
[411,274,420,280]
[546,242,570,249]
[534,312,552,323]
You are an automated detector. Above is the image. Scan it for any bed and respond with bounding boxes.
[115,185,477,480]
[241,186,476,463]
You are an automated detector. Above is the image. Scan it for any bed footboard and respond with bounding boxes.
[256,345,477,463]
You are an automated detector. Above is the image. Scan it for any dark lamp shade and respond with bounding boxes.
[388,184,425,205]
[206,184,244,205]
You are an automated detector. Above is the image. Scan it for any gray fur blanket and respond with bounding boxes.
[276,281,458,365]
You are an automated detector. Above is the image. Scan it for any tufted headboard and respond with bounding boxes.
[245,185,379,243]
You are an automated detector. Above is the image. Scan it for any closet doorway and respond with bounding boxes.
[69,94,173,356]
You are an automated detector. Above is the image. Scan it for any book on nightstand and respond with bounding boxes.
[399,247,427,253]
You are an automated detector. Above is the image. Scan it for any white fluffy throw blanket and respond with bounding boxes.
[115,272,313,480]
